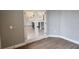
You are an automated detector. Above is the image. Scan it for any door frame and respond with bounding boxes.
[23,10,47,40]
[43,10,47,35]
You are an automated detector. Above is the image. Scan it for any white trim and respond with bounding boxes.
[48,35,61,38]
[5,42,27,49]
[0,36,1,48]
[5,35,48,49]
[5,35,79,49]
[48,35,79,45]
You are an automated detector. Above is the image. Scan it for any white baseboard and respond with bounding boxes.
[48,35,79,45]
[5,35,48,49]
[48,35,61,38]
[5,35,79,49]
[5,42,27,49]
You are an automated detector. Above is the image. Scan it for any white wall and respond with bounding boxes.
[47,10,79,42]
[60,10,79,42]
[47,10,61,35]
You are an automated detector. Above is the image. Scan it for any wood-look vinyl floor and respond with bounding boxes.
[17,37,79,49]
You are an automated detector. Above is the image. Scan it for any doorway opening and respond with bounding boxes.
[24,10,47,40]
